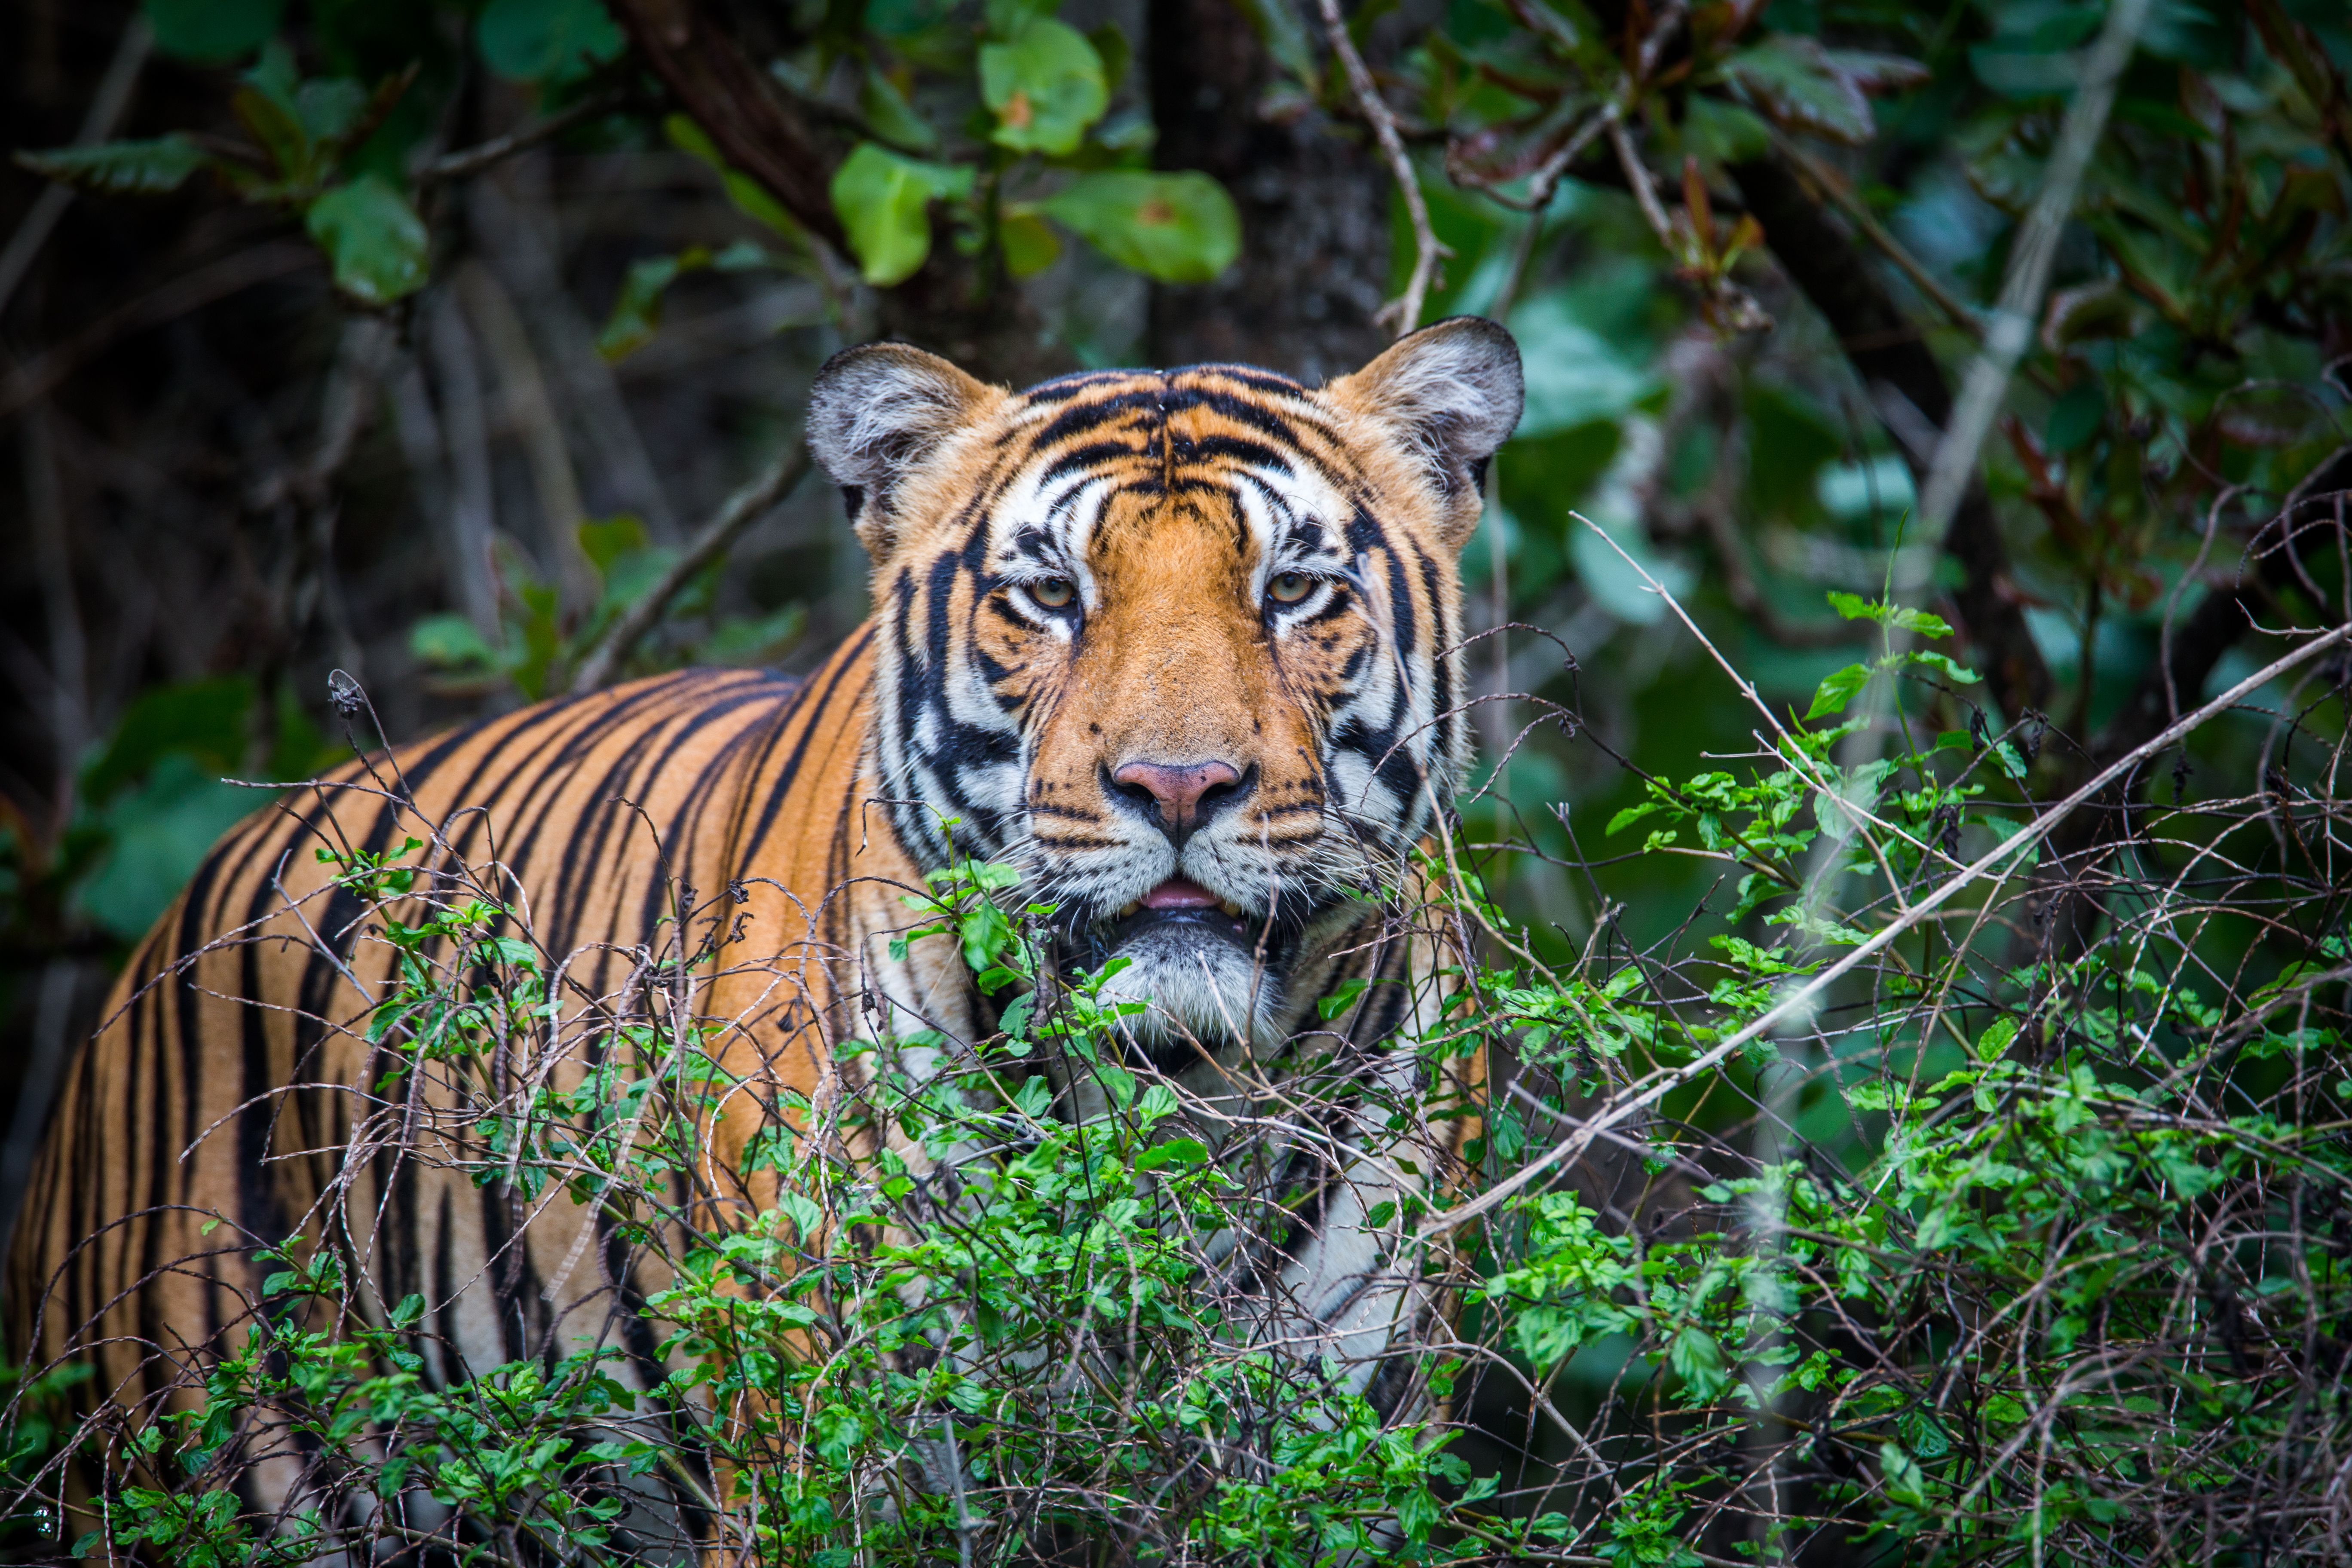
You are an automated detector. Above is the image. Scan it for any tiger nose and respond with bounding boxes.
[1109,759,1244,845]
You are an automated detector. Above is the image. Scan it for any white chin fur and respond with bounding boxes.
[1093,924,1282,1053]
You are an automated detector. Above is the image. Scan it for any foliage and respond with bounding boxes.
[8,587,2350,1562]
[7,0,2352,1564]
[1377,0,2352,814]
[0,677,339,956]
[14,0,1243,331]
[19,39,429,306]
[407,512,805,702]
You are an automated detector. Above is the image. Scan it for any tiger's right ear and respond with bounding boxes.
[807,342,1002,559]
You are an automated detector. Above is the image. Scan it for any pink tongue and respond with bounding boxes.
[1141,877,1218,910]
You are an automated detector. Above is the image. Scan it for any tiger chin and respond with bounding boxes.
[6,315,1522,1555]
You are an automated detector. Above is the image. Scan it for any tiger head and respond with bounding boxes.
[808,318,1522,1058]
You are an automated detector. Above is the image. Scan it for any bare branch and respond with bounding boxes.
[569,440,815,693]
[0,16,150,322]
[1425,600,2352,1239]
[1315,0,1449,336]
[416,90,629,186]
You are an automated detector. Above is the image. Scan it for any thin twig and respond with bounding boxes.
[0,17,151,322]
[1316,0,1449,336]
[1913,0,2151,544]
[1607,119,1678,255]
[1804,0,2150,926]
[0,242,318,423]
[1421,613,2352,1239]
[1469,101,1620,217]
[417,90,629,185]
[1764,128,1984,344]
[569,440,814,693]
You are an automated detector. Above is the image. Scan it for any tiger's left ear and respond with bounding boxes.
[1326,315,1523,551]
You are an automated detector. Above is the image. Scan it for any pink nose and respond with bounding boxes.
[1111,759,1241,841]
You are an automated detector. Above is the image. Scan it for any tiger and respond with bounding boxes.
[4,315,1523,1553]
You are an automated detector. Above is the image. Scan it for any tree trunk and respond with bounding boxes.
[1146,0,1388,383]
[609,0,1069,387]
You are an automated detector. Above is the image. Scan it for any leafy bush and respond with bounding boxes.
[6,590,2346,1564]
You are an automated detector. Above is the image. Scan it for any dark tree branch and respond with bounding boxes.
[570,441,815,695]
[1146,0,1386,381]
[1729,151,2054,726]
[418,90,632,186]
[603,0,848,254]
[604,0,1060,383]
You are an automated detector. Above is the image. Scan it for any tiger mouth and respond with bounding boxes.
[1112,877,1252,940]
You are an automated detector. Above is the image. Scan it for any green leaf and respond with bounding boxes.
[577,514,652,577]
[982,0,1057,41]
[1605,800,1663,836]
[1230,0,1318,86]
[1087,21,1132,95]
[777,1190,824,1240]
[1824,590,1874,621]
[234,99,307,187]
[859,66,938,151]
[1684,96,1771,162]
[1719,36,1908,146]
[294,77,371,151]
[1318,976,1372,1021]
[980,18,1109,156]
[14,135,214,195]
[1014,1075,1054,1118]
[305,175,429,305]
[72,754,258,941]
[1807,663,1871,720]
[665,115,807,243]
[1136,1137,1209,1170]
[82,677,251,802]
[410,613,500,671]
[828,142,973,286]
[697,604,806,665]
[1975,1016,2019,1062]
[1907,649,1982,684]
[2046,379,2105,450]
[1825,591,1951,638]
[145,0,285,63]
[1669,1325,1728,1400]
[999,208,1063,278]
[597,247,710,361]
[477,0,625,86]
[1879,1441,1928,1505]
[1040,171,1239,283]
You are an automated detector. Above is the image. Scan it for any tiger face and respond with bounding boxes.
[808,319,1522,1057]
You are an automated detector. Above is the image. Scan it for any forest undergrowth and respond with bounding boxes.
[0,555,2346,1567]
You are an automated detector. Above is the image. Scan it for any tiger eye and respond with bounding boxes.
[1268,571,1314,604]
[1029,576,1075,609]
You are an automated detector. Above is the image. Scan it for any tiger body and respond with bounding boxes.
[6,319,1523,1546]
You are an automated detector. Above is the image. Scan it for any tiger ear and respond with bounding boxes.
[808,341,1001,558]
[1326,316,1523,551]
